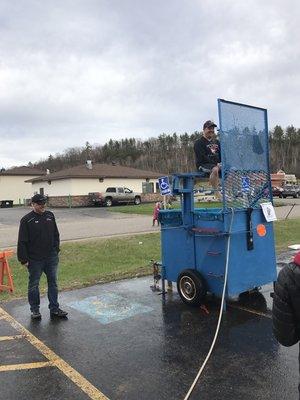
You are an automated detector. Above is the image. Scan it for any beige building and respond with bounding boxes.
[271,170,297,187]
[27,163,163,206]
[0,166,45,205]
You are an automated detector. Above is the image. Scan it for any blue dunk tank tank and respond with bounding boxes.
[159,99,277,305]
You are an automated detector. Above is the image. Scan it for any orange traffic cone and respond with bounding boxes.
[0,250,14,293]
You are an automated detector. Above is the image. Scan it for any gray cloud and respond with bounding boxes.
[1,0,299,167]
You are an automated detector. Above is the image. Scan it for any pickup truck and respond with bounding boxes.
[88,187,142,207]
[280,185,300,198]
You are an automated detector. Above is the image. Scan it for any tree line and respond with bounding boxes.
[28,126,300,177]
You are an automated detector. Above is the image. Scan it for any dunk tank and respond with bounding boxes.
[159,99,277,305]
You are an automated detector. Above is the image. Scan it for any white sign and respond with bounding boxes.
[261,202,277,222]
[158,176,171,196]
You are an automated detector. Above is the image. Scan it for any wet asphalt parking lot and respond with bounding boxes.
[1,263,300,400]
[0,203,300,399]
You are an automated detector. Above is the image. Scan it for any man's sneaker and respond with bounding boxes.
[50,308,68,318]
[31,311,41,320]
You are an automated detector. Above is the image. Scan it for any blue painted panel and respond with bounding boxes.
[67,293,153,324]
[161,227,195,282]
[194,235,226,296]
[227,221,276,295]
[161,206,276,297]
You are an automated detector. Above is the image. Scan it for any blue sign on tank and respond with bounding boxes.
[158,176,171,195]
[242,176,250,192]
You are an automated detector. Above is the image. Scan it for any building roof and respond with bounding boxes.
[26,163,163,183]
[0,166,46,176]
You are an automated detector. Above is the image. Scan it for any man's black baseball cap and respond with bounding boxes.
[203,120,217,129]
[31,194,47,204]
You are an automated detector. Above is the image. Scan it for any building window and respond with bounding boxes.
[142,182,154,194]
[39,188,44,195]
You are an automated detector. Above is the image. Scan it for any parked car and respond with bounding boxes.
[280,185,300,198]
[272,186,284,197]
[194,189,217,202]
[88,187,142,207]
[0,200,13,208]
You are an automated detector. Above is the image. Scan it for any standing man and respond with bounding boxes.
[17,194,68,320]
[194,120,221,190]
[272,251,300,398]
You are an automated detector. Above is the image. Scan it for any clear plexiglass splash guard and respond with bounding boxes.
[218,99,272,210]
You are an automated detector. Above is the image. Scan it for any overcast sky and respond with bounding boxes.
[1,0,299,168]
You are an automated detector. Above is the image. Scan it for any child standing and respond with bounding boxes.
[152,202,161,226]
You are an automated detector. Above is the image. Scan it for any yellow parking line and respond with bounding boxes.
[0,307,109,400]
[0,335,24,341]
[0,361,52,372]
[229,304,272,319]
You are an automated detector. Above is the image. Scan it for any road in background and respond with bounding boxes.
[0,206,158,249]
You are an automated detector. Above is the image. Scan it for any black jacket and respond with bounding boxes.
[272,262,300,396]
[272,262,300,346]
[194,136,221,170]
[17,210,60,262]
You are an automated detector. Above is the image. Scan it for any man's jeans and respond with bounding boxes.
[28,252,59,313]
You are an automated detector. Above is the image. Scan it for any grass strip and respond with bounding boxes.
[274,218,300,252]
[0,233,160,301]
[107,201,221,215]
[107,200,286,216]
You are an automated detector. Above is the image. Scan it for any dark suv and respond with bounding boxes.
[272,186,283,197]
[280,185,300,198]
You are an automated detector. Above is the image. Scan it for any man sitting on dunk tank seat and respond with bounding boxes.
[194,120,221,193]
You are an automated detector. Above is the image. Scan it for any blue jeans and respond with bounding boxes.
[28,252,59,313]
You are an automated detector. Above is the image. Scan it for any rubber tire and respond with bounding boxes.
[134,196,141,205]
[293,193,299,198]
[177,269,207,306]
[105,197,113,207]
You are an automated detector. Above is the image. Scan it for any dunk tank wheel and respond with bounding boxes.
[177,269,207,306]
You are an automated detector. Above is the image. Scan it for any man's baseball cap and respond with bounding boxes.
[203,120,217,130]
[31,194,47,204]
